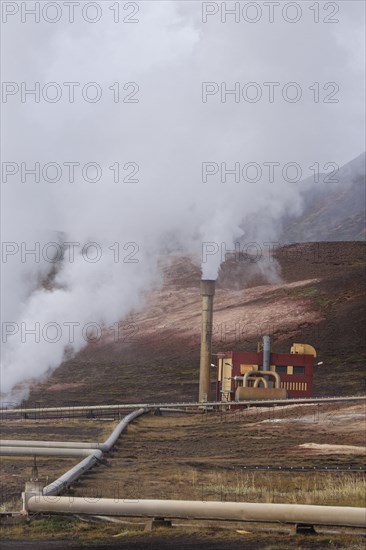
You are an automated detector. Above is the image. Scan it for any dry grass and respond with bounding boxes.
[2,406,365,510]
[0,517,365,549]
[203,471,366,507]
[0,497,22,513]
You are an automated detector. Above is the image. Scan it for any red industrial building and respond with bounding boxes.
[216,341,316,402]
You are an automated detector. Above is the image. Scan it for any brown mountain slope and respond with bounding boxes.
[280,152,366,242]
[24,242,365,407]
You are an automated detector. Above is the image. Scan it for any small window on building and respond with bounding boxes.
[294,366,305,375]
[275,365,287,373]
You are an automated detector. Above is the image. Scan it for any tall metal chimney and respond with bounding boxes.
[262,335,271,386]
[262,335,271,372]
[199,279,215,402]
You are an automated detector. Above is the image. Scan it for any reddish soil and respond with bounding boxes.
[22,242,365,407]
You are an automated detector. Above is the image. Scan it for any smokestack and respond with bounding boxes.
[262,335,270,371]
[199,279,215,402]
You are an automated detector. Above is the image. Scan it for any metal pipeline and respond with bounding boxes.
[101,408,144,451]
[1,408,146,455]
[199,280,215,402]
[0,440,101,449]
[243,370,281,389]
[5,409,145,500]
[0,446,99,457]
[253,377,268,388]
[233,376,269,389]
[42,451,103,496]
[41,408,145,496]
[2,396,366,417]
[26,496,366,528]
[18,407,366,528]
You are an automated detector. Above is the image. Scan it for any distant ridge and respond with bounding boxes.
[281,152,366,242]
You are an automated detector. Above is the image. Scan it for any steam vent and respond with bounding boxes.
[199,279,215,402]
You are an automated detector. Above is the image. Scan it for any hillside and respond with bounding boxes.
[2,241,366,549]
[22,242,366,408]
[280,152,365,242]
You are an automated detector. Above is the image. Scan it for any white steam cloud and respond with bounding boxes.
[1,1,365,403]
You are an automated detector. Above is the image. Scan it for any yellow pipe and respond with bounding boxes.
[243,370,281,388]
[253,377,268,388]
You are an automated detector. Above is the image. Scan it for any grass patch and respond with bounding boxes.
[29,516,79,533]
[0,498,22,513]
[0,515,141,542]
[0,517,365,549]
[284,285,339,312]
[203,471,366,507]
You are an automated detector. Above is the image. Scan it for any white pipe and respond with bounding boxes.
[233,376,269,388]
[0,440,100,449]
[243,370,281,389]
[0,446,99,457]
[1,408,146,454]
[2,410,145,500]
[26,496,366,528]
[101,408,144,451]
[253,377,268,388]
[41,409,145,496]
[2,396,365,416]
[42,451,103,496]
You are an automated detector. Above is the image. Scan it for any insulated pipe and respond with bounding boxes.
[243,370,281,389]
[0,446,99,457]
[232,376,269,388]
[2,396,365,416]
[42,451,103,496]
[199,280,215,403]
[253,377,268,388]
[262,335,270,371]
[7,409,145,499]
[0,440,101,449]
[41,409,145,496]
[26,496,366,528]
[40,409,145,496]
[1,408,146,453]
[101,408,144,451]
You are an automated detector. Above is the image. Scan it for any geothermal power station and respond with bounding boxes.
[0,275,365,537]
[199,278,316,404]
